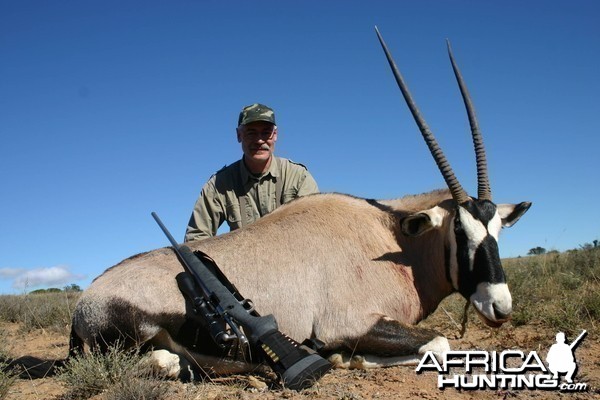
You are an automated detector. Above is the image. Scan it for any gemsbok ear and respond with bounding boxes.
[497,202,532,228]
[401,206,445,236]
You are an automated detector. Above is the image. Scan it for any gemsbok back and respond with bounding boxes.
[70,28,531,382]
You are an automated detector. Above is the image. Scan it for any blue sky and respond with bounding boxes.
[1,1,598,294]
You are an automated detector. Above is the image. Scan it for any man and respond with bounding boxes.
[546,332,578,383]
[184,103,319,242]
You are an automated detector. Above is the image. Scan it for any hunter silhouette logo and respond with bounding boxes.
[546,330,586,384]
[416,330,589,392]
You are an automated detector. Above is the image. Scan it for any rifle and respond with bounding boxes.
[151,212,331,390]
[569,330,587,350]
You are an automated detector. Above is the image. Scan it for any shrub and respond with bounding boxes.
[0,359,17,400]
[0,335,17,400]
[103,375,170,400]
[0,292,79,333]
[57,343,169,400]
[505,247,600,336]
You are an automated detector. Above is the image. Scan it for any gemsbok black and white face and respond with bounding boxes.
[451,199,530,326]
[376,28,531,327]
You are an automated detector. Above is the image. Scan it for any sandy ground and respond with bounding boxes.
[2,307,599,400]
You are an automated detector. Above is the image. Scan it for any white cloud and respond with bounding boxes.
[0,267,26,279]
[9,265,86,290]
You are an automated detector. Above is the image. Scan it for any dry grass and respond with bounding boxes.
[0,328,18,400]
[57,343,169,400]
[0,291,79,334]
[506,247,600,336]
[0,357,17,400]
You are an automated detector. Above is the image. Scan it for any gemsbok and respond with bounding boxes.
[69,28,531,381]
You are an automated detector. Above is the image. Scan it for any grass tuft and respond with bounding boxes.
[0,358,17,400]
[57,343,169,400]
[0,330,17,400]
[506,247,600,336]
[0,292,79,334]
[103,375,170,400]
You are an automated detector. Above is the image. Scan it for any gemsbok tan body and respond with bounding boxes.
[70,28,531,380]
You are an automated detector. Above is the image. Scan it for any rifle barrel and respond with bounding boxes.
[151,212,248,345]
[151,212,179,248]
[569,330,587,350]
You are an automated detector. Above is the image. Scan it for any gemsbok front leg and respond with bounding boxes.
[328,315,449,369]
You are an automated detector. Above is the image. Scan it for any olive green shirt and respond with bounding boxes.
[184,156,318,242]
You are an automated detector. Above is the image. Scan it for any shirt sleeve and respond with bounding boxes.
[296,169,319,197]
[184,177,224,242]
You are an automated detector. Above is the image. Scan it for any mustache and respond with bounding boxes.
[252,144,270,151]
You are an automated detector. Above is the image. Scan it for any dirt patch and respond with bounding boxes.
[2,319,598,399]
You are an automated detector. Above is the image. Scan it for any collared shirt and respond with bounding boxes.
[184,156,319,242]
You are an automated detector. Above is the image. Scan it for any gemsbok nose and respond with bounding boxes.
[493,303,512,322]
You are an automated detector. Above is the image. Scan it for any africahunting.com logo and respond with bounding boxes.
[416,330,588,392]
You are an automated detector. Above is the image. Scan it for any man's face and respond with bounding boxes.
[237,121,278,164]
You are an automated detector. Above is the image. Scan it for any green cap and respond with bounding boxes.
[238,103,276,126]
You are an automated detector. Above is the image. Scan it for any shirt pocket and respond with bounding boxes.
[225,202,243,231]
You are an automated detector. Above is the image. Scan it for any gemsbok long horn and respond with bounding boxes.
[446,40,492,201]
[375,26,469,205]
